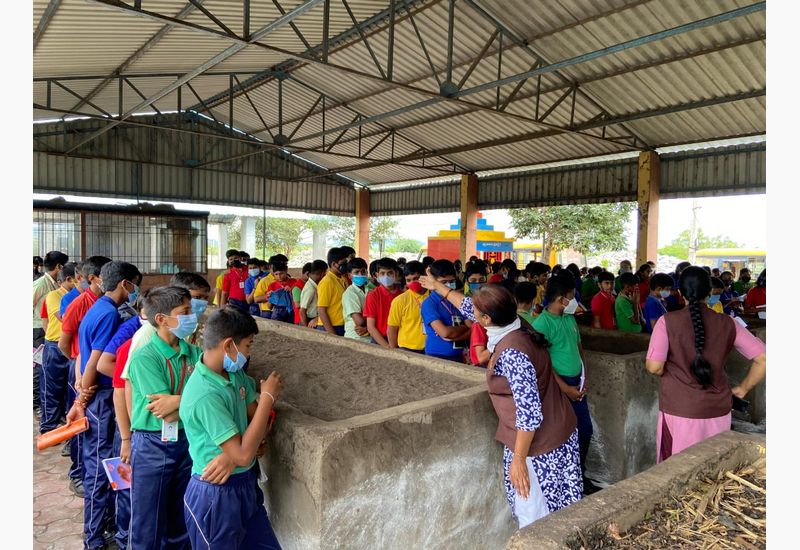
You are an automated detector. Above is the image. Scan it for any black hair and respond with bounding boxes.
[203,306,259,350]
[33,256,43,266]
[247,257,260,267]
[466,259,488,278]
[468,255,478,262]
[649,273,674,291]
[491,262,501,274]
[43,251,69,271]
[679,266,713,388]
[528,262,550,277]
[302,262,313,275]
[565,263,581,279]
[396,257,407,265]
[429,259,456,278]
[225,249,239,258]
[421,256,435,269]
[326,247,348,267]
[368,259,379,277]
[258,260,269,269]
[514,281,537,304]
[342,257,368,274]
[618,272,639,288]
[239,251,250,259]
[501,258,517,270]
[170,272,211,292]
[756,269,766,287]
[636,263,652,276]
[269,254,288,265]
[739,268,751,277]
[375,257,398,272]
[589,266,603,276]
[597,271,615,283]
[271,262,288,273]
[702,266,712,275]
[551,264,563,275]
[100,261,142,292]
[339,246,356,257]
[58,262,78,283]
[710,276,725,290]
[453,259,463,272]
[143,286,191,328]
[404,260,425,277]
[81,256,111,279]
[544,272,576,303]
[675,261,691,274]
[309,259,328,274]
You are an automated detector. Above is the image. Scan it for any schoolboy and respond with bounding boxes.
[421,260,470,361]
[366,259,379,293]
[615,272,642,333]
[514,281,538,326]
[317,247,350,336]
[126,286,202,549]
[245,257,264,316]
[643,273,673,333]
[60,261,85,317]
[342,258,372,343]
[463,261,487,296]
[266,262,296,323]
[221,253,249,312]
[463,263,489,366]
[387,261,428,353]
[180,307,283,549]
[299,260,327,327]
[708,277,725,314]
[74,260,141,550]
[215,249,240,306]
[614,259,633,293]
[253,254,286,317]
[590,271,617,330]
[364,257,402,348]
[292,262,311,324]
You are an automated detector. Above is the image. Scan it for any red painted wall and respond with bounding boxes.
[427,239,461,261]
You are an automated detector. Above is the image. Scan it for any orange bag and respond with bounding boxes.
[36,417,89,451]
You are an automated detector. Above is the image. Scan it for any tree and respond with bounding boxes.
[387,238,423,254]
[226,218,242,250]
[509,203,635,261]
[324,216,399,257]
[658,229,741,260]
[256,217,308,259]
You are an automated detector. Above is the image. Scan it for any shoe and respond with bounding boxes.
[34,407,42,418]
[61,441,71,457]
[582,477,603,496]
[69,477,85,497]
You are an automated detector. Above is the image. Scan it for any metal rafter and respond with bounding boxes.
[33,0,62,51]
[341,0,386,79]
[271,0,313,50]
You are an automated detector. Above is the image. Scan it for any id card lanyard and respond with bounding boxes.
[162,356,188,442]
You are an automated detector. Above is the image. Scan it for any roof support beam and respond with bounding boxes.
[341,0,386,79]
[33,0,61,51]
[272,0,312,50]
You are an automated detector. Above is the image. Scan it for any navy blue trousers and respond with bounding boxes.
[315,325,345,336]
[183,470,281,550]
[67,359,83,482]
[561,374,594,474]
[130,430,192,550]
[112,427,131,549]
[39,341,70,433]
[83,387,116,549]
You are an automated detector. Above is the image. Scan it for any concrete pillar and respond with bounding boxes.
[312,228,327,262]
[636,151,660,268]
[355,188,371,261]
[242,216,257,257]
[218,223,228,269]
[459,174,478,264]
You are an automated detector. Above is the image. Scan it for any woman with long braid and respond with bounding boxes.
[645,267,766,462]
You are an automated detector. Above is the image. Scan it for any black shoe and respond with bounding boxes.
[582,477,602,496]
[61,441,71,457]
[69,477,85,497]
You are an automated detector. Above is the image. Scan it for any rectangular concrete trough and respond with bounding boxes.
[247,319,516,550]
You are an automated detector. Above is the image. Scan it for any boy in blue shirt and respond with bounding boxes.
[245,257,264,316]
[421,260,471,361]
[642,273,673,334]
[181,307,283,549]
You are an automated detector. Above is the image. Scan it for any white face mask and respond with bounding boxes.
[517,275,527,283]
[563,298,579,315]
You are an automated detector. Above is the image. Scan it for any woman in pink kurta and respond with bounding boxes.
[645,267,766,463]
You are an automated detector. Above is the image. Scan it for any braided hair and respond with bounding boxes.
[678,266,713,388]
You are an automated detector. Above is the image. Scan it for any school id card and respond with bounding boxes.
[161,420,179,442]
[102,457,132,491]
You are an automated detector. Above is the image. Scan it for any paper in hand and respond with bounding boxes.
[579,361,586,392]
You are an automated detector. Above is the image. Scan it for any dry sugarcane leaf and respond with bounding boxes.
[725,472,767,495]
[608,522,623,540]
[720,502,765,531]
[733,535,762,550]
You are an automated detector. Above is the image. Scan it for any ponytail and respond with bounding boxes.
[687,300,712,388]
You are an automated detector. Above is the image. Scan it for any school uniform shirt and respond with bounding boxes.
[112,338,133,390]
[44,287,68,341]
[104,315,143,355]
[469,322,489,366]
[120,323,157,379]
[317,271,348,327]
[179,359,257,476]
[78,296,122,387]
[580,278,599,304]
[533,286,545,318]
[33,272,57,329]
[387,289,429,350]
[615,294,642,333]
[363,285,402,337]
[222,268,248,302]
[61,288,102,359]
[421,292,463,358]
[244,275,263,315]
[299,278,319,319]
[253,273,276,313]
[532,310,582,377]
[708,301,724,314]
[517,310,536,327]
[342,284,371,343]
[643,295,667,334]
[59,286,80,317]
[590,291,616,330]
[292,280,305,324]
[213,273,224,306]
[127,333,202,432]
[732,280,754,296]
[745,286,766,309]
[720,290,741,316]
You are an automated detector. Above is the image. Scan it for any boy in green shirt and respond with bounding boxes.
[514,281,538,327]
[127,286,201,549]
[615,272,643,333]
[181,307,283,548]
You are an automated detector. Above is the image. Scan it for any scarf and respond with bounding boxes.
[486,318,521,353]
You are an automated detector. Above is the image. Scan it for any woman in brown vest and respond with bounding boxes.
[420,271,582,528]
[645,266,766,462]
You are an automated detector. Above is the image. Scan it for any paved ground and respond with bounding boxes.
[33,415,84,550]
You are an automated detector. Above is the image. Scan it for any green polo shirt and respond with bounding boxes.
[127,333,202,432]
[615,294,642,333]
[732,280,754,295]
[180,358,257,475]
[532,309,582,377]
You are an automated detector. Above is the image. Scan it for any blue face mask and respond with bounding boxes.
[191,298,208,317]
[445,281,457,290]
[167,313,198,340]
[660,290,671,299]
[127,283,140,305]
[79,279,89,291]
[377,275,395,287]
[248,268,260,278]
[223,342,248,373]
[352,275,368,287]
[708,295,721,306]
[469,282,483,292]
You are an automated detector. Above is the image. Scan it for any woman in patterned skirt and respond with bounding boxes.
[420,271,583,528]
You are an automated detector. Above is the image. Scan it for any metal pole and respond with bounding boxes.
[243,0,250,39]
[387,0,395,80]
[322,0,330,62]
[446,0,455,84]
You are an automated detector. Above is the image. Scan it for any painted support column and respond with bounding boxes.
[459,173,478,264]
[355,188,371,261]
[242,216,257,256]
[636,151,660,268]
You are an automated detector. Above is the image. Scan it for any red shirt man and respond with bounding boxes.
[364,285,402,339]
[591,282,617,330]
[222,267,248,302]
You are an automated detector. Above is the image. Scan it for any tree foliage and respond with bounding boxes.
[256,217,307,258]
[509,203,635,259]
[387,238,423,254]
[324,216,399,257]
[658,228,741,260]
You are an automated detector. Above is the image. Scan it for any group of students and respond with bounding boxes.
[33,251,284,549]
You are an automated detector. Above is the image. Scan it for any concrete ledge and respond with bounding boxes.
[507,431,766,549]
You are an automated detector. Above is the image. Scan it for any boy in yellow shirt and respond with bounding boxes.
[253,254,288,318]
[316,248,350,336]
[388,261,428,353]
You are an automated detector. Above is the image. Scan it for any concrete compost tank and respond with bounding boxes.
[247,318,516,550]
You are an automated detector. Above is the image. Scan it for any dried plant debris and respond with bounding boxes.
[567,458,766,549]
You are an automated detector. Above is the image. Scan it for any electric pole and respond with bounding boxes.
[688,199,701,263]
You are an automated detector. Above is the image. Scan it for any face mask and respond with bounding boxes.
[741,276,751,282]
[191,298,208,317]
[353,275,368,287]
[563,298,579,315]
[223,342,248,373]
[127,283,140,305]
[407,281,424,294]
[468,282,483,292]
[708,295,721,306]
[230,260,243,269]
[378,275,395,287]
[248,268,260,278]
[97,280,105,293]
[167,313,198,340]
[593,276,599,283]
[517,275,526,283]
[502,271,509,280]
[620,267,631,274]
[79,279,89,291]
[660,290,671,299]
[445,281,457,290]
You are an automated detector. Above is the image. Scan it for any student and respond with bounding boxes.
[580,267,602,307]
[342,258,372,343]
[532,274,594,489]
[180,307,283,549]
[126,286,202,549]
[732,268,754,296]
[711,268,721,278]
[421,260,471,361]
[643,273,673,333]
[34,255,44,280]
[527,262,551,317]
[245,257,264,316]
[614,260,633,294]
[615,272,642,333]
[340,246,356,262]
[387,261,428,353]
[708,277,726,314]
[464,261,488,297]
[221,254,249,312]
[299,260,327,328]
[73,260,141,550]
[292,263,311,325]
[266,262,296,323]
[635,263,653,307]
[253,254,288,318]
[39,262,78,434]
[666,262,691,312]
[744,269,766,314]
[514,282,538,327]
[590,271,617,330]
[215,249,241,306]
[317,247,350,336]
[719,272,743,316]
[170,271,212,349]
[465,269,490,367]
[364,257,402,348]
[60,261,85,317]
[366,259,379,293]
[421,255,435,271]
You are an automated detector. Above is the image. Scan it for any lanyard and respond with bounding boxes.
[166,356,189,395]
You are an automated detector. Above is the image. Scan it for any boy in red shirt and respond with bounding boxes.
[590,271,617,330]
[364,258,402,348]
[267,262,296,323]
[220,255,249,313]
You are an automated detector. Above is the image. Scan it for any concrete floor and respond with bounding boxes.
[32,415,84,550]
